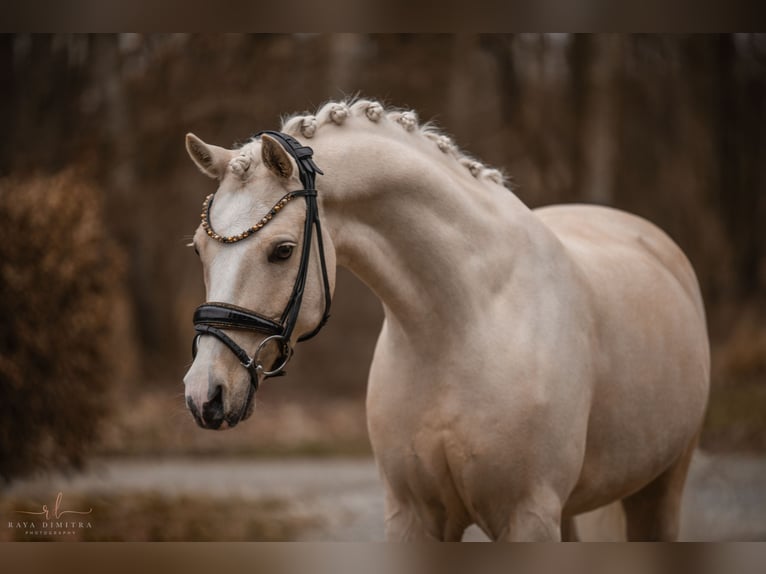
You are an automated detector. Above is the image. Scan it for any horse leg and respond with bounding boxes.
[561,516,580,541]
[382,484,465,541]
[384,506,465,541]
[495,490,564,541]
[383,505,434,541]
[621,435,699,541]
[503,506,562,541]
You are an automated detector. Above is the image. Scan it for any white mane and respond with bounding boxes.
[273,98,509,189]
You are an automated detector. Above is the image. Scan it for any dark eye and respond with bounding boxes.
[270,243,294,262]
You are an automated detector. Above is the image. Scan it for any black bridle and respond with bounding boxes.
[191,131,332,391]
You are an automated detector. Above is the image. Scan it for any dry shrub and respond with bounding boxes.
[702,306,766,451]
[716,313,766,383]
[0,170,123,481]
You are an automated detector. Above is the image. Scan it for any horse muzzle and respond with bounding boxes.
[183,359,258,430]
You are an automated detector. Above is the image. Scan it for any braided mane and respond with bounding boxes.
[278,98,509,189]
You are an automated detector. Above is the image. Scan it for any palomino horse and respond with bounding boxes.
[183,99,709,541]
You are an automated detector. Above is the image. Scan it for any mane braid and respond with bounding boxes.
[279,98,511,191]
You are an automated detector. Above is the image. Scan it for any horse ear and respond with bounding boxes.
[261,134,295,179]
[185,133,232,180]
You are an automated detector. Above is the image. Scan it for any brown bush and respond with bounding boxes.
[0,170,123,481]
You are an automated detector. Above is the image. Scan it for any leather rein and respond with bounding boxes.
[191,131,331,391]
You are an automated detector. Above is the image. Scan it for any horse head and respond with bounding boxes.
[183,132,336,429]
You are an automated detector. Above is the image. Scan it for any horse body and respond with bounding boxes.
[538,206,709,517]
[184,100,709,541]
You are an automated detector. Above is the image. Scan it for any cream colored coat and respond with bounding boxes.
[184,100,710,541]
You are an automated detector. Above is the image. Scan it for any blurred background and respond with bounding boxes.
[0,34,764,540]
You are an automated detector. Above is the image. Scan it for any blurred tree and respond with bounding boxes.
[0,171,123,480]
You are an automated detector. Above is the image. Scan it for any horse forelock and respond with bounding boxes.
[276,98,511,190]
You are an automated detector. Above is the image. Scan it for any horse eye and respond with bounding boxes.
[270,243,294,262]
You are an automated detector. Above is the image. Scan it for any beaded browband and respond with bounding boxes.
[201,190,303,244]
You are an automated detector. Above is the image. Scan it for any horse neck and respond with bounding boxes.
[312,129,552,344]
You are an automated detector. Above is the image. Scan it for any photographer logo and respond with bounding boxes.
[8,492,93,537]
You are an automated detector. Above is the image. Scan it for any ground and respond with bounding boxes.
[2,451,765,541]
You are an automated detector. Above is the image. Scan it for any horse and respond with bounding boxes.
[182,99,710,541]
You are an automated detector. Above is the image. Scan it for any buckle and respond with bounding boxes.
[253,334,293,377]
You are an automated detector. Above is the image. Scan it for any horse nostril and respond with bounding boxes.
[201,384,225,429]
[186,395,202,424]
